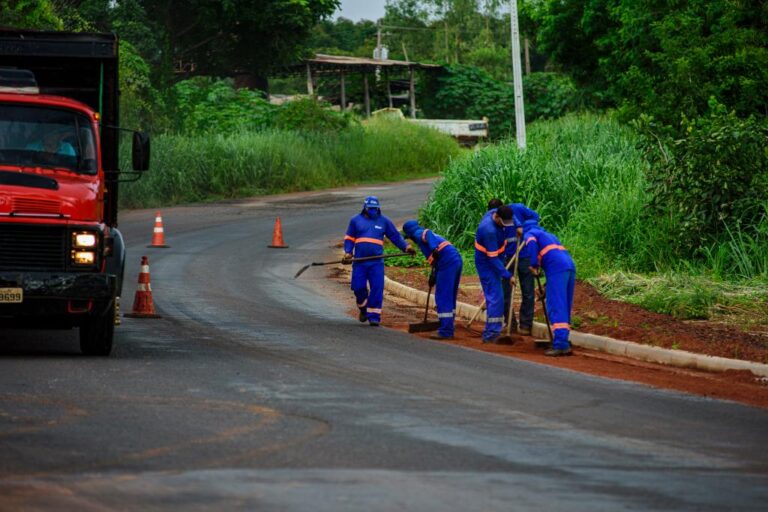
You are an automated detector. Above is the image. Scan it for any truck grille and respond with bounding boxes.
[0,224,67,271]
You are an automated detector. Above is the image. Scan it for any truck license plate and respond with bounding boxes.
[0,288,23,303]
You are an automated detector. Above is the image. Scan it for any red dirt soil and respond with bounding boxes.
[327,266,768,410]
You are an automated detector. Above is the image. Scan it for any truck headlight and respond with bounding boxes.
[72,251,96,265]
[73,232,97,248]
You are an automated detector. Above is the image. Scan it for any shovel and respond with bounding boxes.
[495,236,523,345]
[294,252,409,278]
[534,274,553,348]
[465,252,517,329]
[408,268,440,333]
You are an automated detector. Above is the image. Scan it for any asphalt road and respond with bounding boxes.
[1,179,767,511]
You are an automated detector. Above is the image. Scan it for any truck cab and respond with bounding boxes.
[0,30,149,355]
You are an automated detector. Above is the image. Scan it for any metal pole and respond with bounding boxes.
[306,63,314,96]
[363,73,371,118]
[509,0,526,149]
[409,67,416,119]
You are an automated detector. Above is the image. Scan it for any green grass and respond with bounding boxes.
[590,271,768,322]
[120,118,462,208]
[409,112,768,322]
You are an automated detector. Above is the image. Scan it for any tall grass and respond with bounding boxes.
[419,113,768,320]
[120,118,461,208]
[421,113,658,276]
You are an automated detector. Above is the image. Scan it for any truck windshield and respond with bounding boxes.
[0,104,97,175]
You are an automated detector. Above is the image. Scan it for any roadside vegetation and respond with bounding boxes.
[418,113,768,324]
[120,114,461,208]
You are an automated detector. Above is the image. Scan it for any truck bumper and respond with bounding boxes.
[0,271,116,327]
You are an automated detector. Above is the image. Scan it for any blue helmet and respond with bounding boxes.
[363,196,380,209]
[402,219,421,239]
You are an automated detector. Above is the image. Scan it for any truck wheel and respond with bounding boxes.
[80,300,115,356]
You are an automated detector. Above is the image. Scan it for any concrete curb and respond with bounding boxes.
[384,276,768,378]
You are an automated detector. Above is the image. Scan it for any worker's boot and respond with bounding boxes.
[369,320,380,327]
[545,347,573,357]
[358,309,367,322]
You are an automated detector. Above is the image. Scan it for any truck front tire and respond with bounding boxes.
[79,299,115,356]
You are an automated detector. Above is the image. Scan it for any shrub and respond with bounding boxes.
[272,97,354,132]
[638,98,768,255]
[420,65,577,139]
[171,77,275,134]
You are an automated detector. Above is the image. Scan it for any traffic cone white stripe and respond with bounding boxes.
[141,265,150,273]
[136,283,151,292]
[154,227,163,233]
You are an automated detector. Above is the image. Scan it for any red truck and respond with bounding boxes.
[0,30,149,355]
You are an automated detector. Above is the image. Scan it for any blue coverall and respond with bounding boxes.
[402,221,463,338]
[474,214,511,341]
[502,204,540,329]
[344,210,409,324]
[521,225,576,350]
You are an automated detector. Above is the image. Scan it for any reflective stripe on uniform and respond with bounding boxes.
[437,312,454,318]
[552,322,570,330]
[487,316,504,323]
[344,235,356,242]
[367,308,382,314]
[355,237,384,246]
[427,240,453,264]
[421,229,430,242]
[538,244,566,264]
[474,240,507,257]
[357,299,367,307]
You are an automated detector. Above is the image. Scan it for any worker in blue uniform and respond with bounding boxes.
[402,220,463,340]
[521,220,576,356]
[487,198,540,335]
[475,205,516,343]
[344,196,415,326]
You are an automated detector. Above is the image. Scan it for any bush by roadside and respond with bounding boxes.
[120,118,462,208]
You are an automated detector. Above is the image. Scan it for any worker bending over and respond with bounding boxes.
[344,196,415,326]
[402,220,463,340]
[475,206,516,343]
[521,220,576,356]
[487,198,540,335]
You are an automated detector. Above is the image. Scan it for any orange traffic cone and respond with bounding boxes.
[268,217,289,248]
[147,211,170,248]
[124,256,162,319]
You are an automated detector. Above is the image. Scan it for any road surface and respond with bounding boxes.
[1,180,767,511]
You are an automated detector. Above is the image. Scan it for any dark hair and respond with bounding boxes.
[496,205,514,221]
[487,198,503,210]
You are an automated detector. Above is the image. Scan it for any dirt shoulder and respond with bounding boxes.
[326,265,768,409]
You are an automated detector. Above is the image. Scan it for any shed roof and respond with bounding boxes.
[274,53,442,77]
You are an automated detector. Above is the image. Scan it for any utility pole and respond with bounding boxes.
[509,0,526,149]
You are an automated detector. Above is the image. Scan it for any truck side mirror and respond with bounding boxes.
[132,132,150,171]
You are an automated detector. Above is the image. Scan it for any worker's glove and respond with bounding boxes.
[529,266,540,276]
[428,269,437,288]
[342,253,353,264]
[405,246,417,256]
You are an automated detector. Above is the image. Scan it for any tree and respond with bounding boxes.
[0,0,63,29]
[141,0,339,88]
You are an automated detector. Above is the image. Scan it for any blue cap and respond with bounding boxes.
[363,196,380,209]
[402,219,420,238]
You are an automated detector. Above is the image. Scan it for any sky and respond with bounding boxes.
[335,0,387,22]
